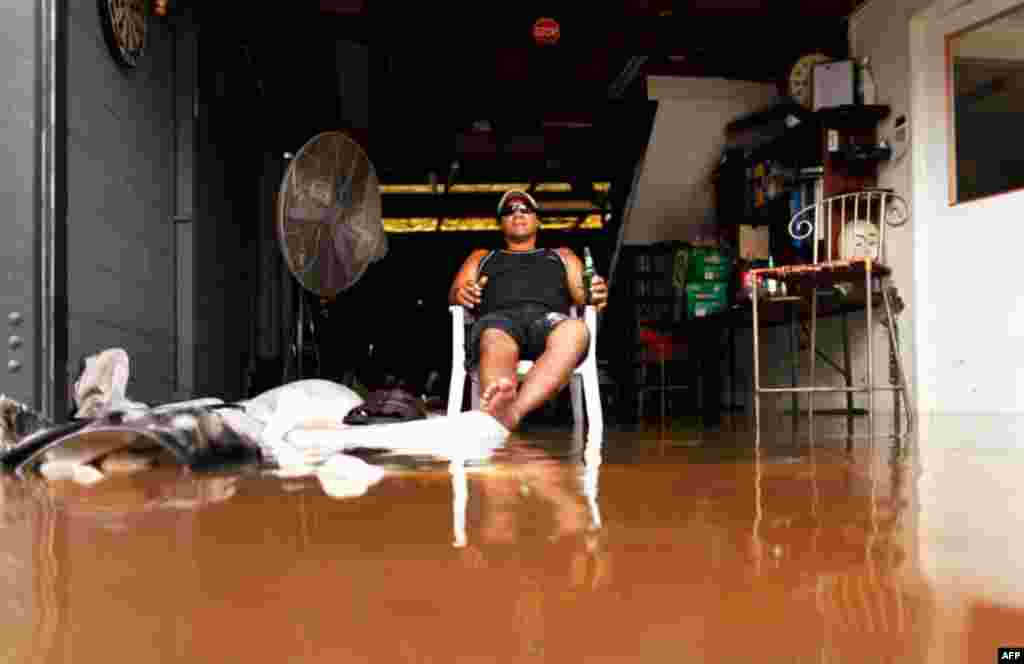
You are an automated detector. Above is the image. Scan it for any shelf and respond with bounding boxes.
[815,105,891,128]
[732,105,892,168]
[726,102,811,135]
[830,144,893,163]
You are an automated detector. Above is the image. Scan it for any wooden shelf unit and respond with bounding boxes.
[715,104,892,264]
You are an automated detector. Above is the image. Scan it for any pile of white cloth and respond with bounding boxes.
[45,349,511,497]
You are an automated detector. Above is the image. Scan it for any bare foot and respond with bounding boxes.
[479,378,521,431]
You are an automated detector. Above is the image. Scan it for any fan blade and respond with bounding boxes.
[288,207,328,223]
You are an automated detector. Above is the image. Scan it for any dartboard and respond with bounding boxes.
[99,0,147,68]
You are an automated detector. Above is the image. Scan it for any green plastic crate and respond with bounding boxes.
[685,282,729,319]
[686,246,734,284]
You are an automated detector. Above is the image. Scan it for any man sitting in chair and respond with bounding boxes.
[448,189,609,432]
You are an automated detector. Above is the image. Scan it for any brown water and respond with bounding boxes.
[1,414,1022,663]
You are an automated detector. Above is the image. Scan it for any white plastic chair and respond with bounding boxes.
[447,305,603,444]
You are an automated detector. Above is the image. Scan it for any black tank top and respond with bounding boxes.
[476,248,572,316]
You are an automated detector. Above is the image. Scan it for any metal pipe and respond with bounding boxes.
[789,301,798,429]
[842,309,854,438]
[826,198,833,262]
[839,195,847,260]
[813,187,822,263]
[809,288,818,431]
[38,0,66,421]
[757,386,902,394]
[729,320,737,412]
[882,282,914,433]
[866,261,875,437]
[752,274,761,439]
[880,191,888,263]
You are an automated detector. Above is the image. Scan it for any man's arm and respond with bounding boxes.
[448,249,489,306]
[555,247,587,306]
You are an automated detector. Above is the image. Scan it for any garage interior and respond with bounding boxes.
[73,0,872,427]
[8,3,1020,659]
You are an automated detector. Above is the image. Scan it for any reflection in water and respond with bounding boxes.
[1,418,1024,662]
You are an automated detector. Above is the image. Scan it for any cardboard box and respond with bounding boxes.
[738,225,770,260]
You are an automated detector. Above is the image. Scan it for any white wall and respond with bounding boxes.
[624,77,778,245]
[853,0,1024,622]
[909,0,1024,417]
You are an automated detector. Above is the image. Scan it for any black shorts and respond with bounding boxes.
[465,308,580,371]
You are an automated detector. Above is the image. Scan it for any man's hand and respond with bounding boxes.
[455,275,488,309]
[589,275,609,311]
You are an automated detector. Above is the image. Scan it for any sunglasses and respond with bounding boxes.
[501,203,535,217]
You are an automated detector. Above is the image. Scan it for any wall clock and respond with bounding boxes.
[787,53,832,109]
[99,0,148,68]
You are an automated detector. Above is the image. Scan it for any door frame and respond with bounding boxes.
[37,0,68,420]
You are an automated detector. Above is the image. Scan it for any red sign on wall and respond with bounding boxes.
[532,17,560,46]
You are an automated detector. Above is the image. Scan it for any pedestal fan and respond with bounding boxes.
[276,131,387,381]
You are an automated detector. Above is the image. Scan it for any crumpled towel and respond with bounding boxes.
[73,348,148,418]
[281,410,510,464]
[315,454,387,499]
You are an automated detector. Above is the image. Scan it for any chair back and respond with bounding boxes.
[788,189,910,266]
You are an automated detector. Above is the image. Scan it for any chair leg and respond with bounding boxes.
[448,366,467,417]
[637,362,645,423]
[581,363,604,445]
[841,309,854,439]
[809,288,818,432]
[752,277,761,442]
[866,266,875,438]
[470,373,481,411]
[882,282,914,433]
[570,373,584,435]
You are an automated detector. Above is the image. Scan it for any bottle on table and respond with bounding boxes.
[765,255,778,296]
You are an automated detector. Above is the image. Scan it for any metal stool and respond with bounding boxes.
[751,189,913,440]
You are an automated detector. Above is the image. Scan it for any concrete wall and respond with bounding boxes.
[625,77,779,245]
[66,1,177,405]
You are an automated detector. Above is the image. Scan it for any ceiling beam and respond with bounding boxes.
[608,56,650,99]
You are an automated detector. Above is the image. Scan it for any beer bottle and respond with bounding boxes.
[582,246,595,304]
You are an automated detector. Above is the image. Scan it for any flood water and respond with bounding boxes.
[1,414,1022,663]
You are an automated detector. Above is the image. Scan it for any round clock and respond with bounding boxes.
[99,0,148,68]
[787,53,832,109]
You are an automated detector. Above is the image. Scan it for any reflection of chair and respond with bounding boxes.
[751,189,913,436]
[447,305,603,443]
